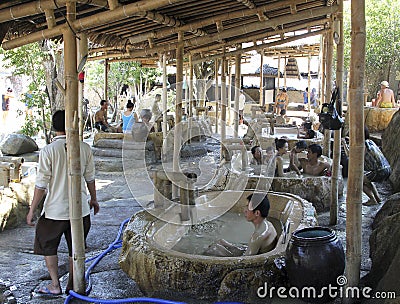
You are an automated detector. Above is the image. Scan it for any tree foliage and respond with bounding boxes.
[343,0,400,98]
[1,42,52,141]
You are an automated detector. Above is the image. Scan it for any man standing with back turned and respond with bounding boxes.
[26,110,99,295]
[376,81,396,108]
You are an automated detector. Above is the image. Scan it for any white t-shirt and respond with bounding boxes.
[35,135,95,220]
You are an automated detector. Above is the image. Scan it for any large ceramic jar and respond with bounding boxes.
[285,226,345,303]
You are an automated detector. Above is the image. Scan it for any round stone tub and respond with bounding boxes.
[119,190,316,302]
[229,152,343,212]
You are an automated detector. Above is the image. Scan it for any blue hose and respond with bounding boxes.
[64,218,243,304]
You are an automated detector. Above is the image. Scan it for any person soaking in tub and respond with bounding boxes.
[299,143,331,176]
[204,193,277,257]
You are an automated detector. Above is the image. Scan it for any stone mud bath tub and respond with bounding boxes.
[119,190,316,302]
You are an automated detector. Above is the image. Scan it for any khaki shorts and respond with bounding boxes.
[34,215,91,257]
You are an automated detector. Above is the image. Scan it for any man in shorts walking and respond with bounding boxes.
[26,110,99,295]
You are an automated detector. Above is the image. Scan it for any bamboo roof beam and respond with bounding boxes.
[236,0,256,9]
[36,6,102,28]
[191,28,327,64]
[127,6,333,58]
[188,19,327,55]
[127,0,318,44]
[107,0,119,10]
[2,0,187,50]
[127,5,337,57]
[44,9,56,29]
[135,10,206,37]
[0,0,108,22]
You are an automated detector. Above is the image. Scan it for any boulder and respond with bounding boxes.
[366,193,400,301]
[382,110,400,192]
[0,134,38,155]
[364,106,397,132]
[0,177,36,231]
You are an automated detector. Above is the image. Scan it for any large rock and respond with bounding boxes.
[366,193,400,302]
[364,106,398,132]
[0,177,36,231]
[0,134,38,155]
[382,110,400,192]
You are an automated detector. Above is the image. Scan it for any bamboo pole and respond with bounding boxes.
[284,57,287,88]
[64,1,85,295]
[78,33,88,141]
[323,28,334,157]
[234,48,241,137]
[125,0,325,44]
[172,31,184,199]
[277,54,281,93]
[162,53,168,142]
[189,54,194,118]
[215,59,219,133]
[125,6,336,58]
[220,50,227,153]
[321,35,327,105]
[0,0,107,23]
[104,59,108,101]
[2,0,187,50]
[228,59,233,123]
[189,19,327,57]
[260,51,264,106]
[307,54,311,112]
[330,6,344,226]
[345,0,365,295]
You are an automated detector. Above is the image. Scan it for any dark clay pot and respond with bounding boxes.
[285,226,345,303]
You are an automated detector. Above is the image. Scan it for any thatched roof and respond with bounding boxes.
[0,0,338,64]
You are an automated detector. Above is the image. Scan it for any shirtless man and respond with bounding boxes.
[94,100,111,132]
[376,81,396,108]
[204,193,278,257]
[300,144,331,176]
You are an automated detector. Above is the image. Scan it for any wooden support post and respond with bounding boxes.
[307,54,311,112]
[260,50,264,106]
[215,58,219,133]
[162,54,168,141]
[104,59,108,101]
[234,47,241,137]
[173,31,184,198]
[323,29,334,157]
[64,0,85,295]
[77,32,87,141]
[189,54,194,118]
[345,0,365,297]
[330,4,344,226]
[220,50,227,157]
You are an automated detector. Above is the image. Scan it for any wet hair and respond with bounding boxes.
[246,193,270,218]
[52,110,65,132]
[280,109,286,116]
[281,88,287,92]
[251,145,261,155]
[275,138,288,150]
[100,99,107,106]
[303,121,312,130]
[364,126,370,140]
[306,129,316,139]
[126,100,134,109]
[295,140,307,149]
[308,144,322,157]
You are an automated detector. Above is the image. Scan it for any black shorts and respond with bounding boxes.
[34,215,91,257]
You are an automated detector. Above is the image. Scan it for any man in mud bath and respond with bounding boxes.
[204,193,277,256]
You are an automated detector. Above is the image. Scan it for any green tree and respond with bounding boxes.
[1,42,53,142]
[343,0,400,99]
